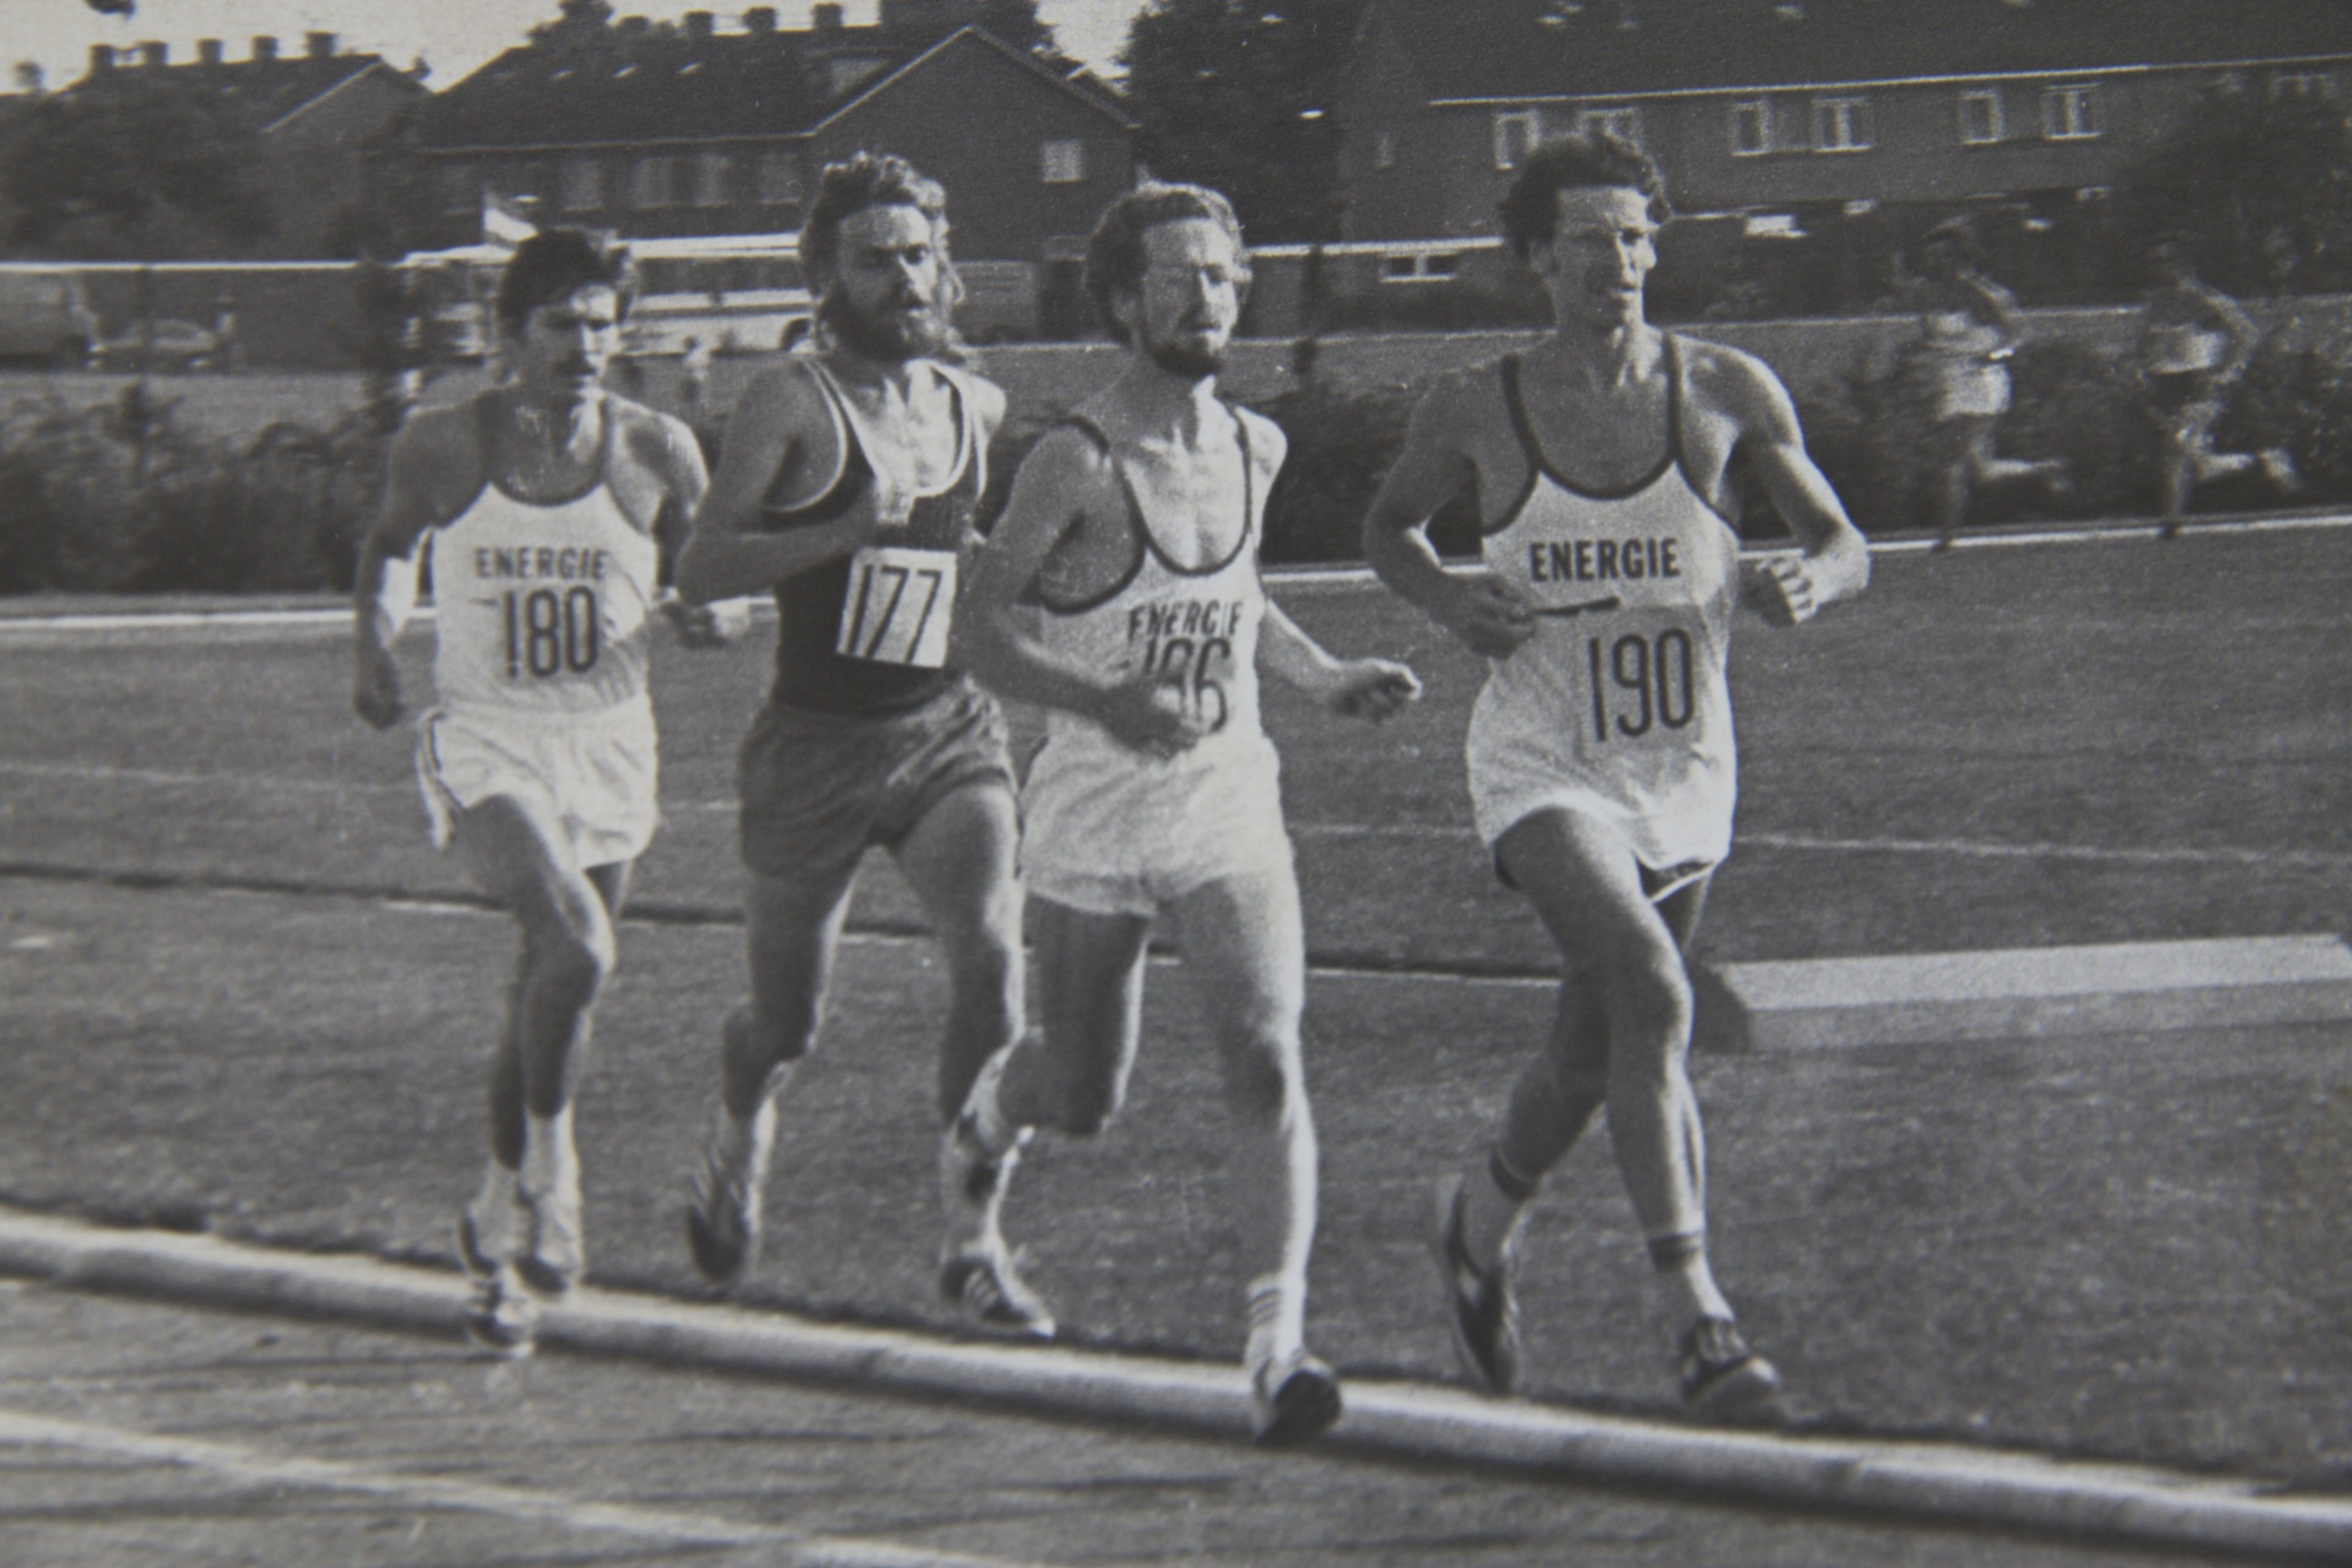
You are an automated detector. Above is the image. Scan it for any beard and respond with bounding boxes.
[822,289,949,364]
[1143,327,1226,379]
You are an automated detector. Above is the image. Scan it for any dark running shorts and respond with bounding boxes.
[737,680,1014,885]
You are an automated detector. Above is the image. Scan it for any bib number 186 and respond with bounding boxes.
[1587,629,1694,741]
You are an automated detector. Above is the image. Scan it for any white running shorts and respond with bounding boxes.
[1020,732,1293,917]
[416,700,659,872]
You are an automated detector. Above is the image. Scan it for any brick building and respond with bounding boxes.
[394,2,1135,336]
[1328,0,2351,314]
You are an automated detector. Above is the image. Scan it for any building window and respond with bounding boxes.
[562,158,603,212]
[1958,88,2004,144]
[1040,139,1085,183]
[1811,95,1874,152]
[1380,250,1463,284]
[1374,130,1397,170]
[691,151,732,208]
[1493,108,1542,170]
[753,150,800,206]
[2274,70,2338,100]
[2041,83,2103,140]
[1729,100,1772,156]
[629,155,678,209]
[1574,105,1641,144]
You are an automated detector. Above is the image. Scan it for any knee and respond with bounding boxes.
[1587,952,1692,1057]
[1218,1029,1302,1128]
[534,919,615,1009]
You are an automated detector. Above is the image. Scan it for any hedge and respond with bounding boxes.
[5,332,2347,595]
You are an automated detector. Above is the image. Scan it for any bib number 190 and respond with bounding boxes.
[1587,629,1694,741]
[504,586,600,679]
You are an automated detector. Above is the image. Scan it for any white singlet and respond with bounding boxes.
[1465,339,1742,877]
[1923,309,2012,418]
[415,397,662,866]
[1018,407,1290,916]
[430,403,659,720]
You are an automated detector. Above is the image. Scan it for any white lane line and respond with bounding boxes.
[0,1408,1036,1568]
[1,758,2342,873]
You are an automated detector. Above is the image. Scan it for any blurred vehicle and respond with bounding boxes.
[93,318,223,373]
[0,268,101,368]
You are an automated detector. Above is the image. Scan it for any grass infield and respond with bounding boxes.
[0,526,2347,1487]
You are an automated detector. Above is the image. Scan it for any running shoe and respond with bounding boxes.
[1432,1176,1520,1394]
[460,1265,540,1358]
[1678,1315,1788,1426]
[684,1099,777,1289]
[937,1240,1056,1339]
[1249,1348,1343,1448]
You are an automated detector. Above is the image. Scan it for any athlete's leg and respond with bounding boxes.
[942,895,1149,1338]
[1965,416,2072,498]
[684,856,860,1287]
[447,795,626,1297]
[1451,974,1609,1269]
[1492,810,1727,1328]
[890,779,1025,1123]
[993,897,1152,1137]
[1926,416,1979,547]
[1161,866,1339,1439]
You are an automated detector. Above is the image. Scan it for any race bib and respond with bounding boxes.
[835,545,956,668]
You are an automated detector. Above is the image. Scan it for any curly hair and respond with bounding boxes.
[1082,181,1250,344]
[494,229,635,337]
[800,152,952,287]
[1497,129,1672,260]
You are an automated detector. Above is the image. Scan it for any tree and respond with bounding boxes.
[965,0,1073,65]
[0,79,275,259]
[2117,81,2352,297]
[1120,0,1362,244]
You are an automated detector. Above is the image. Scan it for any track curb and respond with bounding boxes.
[1,1208,2345,1561]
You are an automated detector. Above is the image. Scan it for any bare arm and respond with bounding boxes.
[1360,376,1538,659]
[673,363,884,604]
[1259,595,1422,720]
[1959,270,2024,343]
[1720,358,1870,625]
[952,428,1201,758]
[2199,282,2261,383]
[350,412,461,730]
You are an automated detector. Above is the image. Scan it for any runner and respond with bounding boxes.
[670,153,1035,1323]
[942,182,1420,1445]
[2137,242,2300,536]
[351,229,728,1353]
[1907,215,2070,549]
[1359,132,1868,1421]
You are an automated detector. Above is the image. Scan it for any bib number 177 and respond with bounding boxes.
[837,546,956,668]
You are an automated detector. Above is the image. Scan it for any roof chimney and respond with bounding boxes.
[139,41,169,68]
[89,44,115,74]
[252,36,279,62]
[812,4,845,34]
[685,11,716,38]
[198,38,224,65]
[743,7,777,34]
[305,31,337,59]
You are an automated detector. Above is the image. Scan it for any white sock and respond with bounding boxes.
[1243,1271,1304,1373]
[962,1044,1023,1156]
[522,1107,577,1196]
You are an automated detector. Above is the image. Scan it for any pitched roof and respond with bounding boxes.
[66,54,418,132]
[1365,0,2352,103]
[412,18,1127,152]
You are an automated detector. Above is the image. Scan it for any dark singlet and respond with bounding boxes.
[761,358,986,715]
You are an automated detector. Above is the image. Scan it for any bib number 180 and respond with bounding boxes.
[504,586,600,679]
[1587,629,1694,742]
